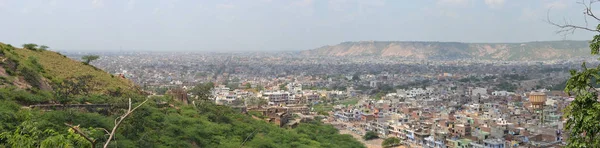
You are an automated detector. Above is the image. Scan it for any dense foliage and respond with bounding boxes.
[81,55,100,65]
[0,43,365,147]
[0,96,365,147]
[563,57,600,147]
[382,137,401,148]
[362,131,379,140]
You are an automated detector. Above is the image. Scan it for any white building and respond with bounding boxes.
[262,91,292,106]
[492,91,513,96]
[471,87,487,96]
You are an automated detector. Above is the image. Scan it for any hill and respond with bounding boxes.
[0,42,139,95]
[0,43,364,147]
[301,40,590,60]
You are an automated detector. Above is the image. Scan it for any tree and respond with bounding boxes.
[382,137,401,148]
[246,97,267,108]
[352,73,361,82]
[256,84,265,91]
[190,82,214,102]
[362,131,378,140]
[39,45,49,51]
[82,55,100,65]
[0,121,90,148]
[22,43,38,51]
[103,98,148,148]
[548,0,600,147]
[279,83,288,91]
[54,75,97,104]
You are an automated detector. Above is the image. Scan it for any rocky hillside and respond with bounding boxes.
[301,41,591,60]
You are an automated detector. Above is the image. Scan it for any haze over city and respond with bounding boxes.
[1,0,600,148]
[0,0,596,51]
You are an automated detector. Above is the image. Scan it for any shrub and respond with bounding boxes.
[0,87,50,105]
[382,137,401,148]
[318,110,329,116]
[38,45,49,51]
[362,131,379,140]
[22,43,38,51]
[19,66,41,89]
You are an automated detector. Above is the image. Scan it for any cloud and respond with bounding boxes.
[216,3,235,9]
[286,0,315,16]
[519,7,538,21]
[545,0,568,10]
[126,0,136,11]
[429,0,469,18]
[92,0,104,8]
[436,0,470,7]
[422,7,460,19]
[21,7,31,14]
[292,0,313,7]
[153,7,161,14]
[328,0,348,12]
[484,0,504,9]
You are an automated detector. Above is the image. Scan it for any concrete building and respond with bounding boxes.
[262,91,292,106]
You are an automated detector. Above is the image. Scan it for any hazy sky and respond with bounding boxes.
[0,0,597,51]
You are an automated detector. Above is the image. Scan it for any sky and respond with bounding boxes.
[0,0,597,51]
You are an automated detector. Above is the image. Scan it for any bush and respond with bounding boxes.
[382,137,401,148]
[0,87,50,105]
[362,131,379,140]
[27,56,44,73]
[318,110,329,116]
[19,66,41,89]
[38,45,49,51]
[22,43,38,51]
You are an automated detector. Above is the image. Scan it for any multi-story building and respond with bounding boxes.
[262,91,292,106]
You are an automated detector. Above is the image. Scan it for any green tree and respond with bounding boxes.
[245,83,252,89]
[0,121,90,148]
[382,137,401,148]
[22,43,38,50]
[81,55,100,65]
[54,75,97,104]
[549,1,600,146]
[39,45,49,51]
[362,131,378,140]
[190,82,214,102]
[279,83,288,91]
[256,84,265,91]
[352,73,361,82]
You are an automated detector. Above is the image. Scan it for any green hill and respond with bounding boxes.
[0,43,364,147]
[0,43,139,94]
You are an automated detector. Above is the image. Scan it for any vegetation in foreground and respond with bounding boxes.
[0,43,365,147]
[548,0,600,147]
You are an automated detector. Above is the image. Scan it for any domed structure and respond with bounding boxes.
[529,92,546,109]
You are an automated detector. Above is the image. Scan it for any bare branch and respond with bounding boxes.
[96,128,110,135]
[240,129,258,148]
[547,0,600,37]
[584,0,600,22]
[103,98,149,148]
[65,123,96,148]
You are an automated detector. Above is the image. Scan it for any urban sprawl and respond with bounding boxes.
[68,51,598,148]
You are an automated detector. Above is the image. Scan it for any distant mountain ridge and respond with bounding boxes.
[301,40,591,60]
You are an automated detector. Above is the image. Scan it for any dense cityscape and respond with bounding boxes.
[63,51,598,148]
[3,0,600,147]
